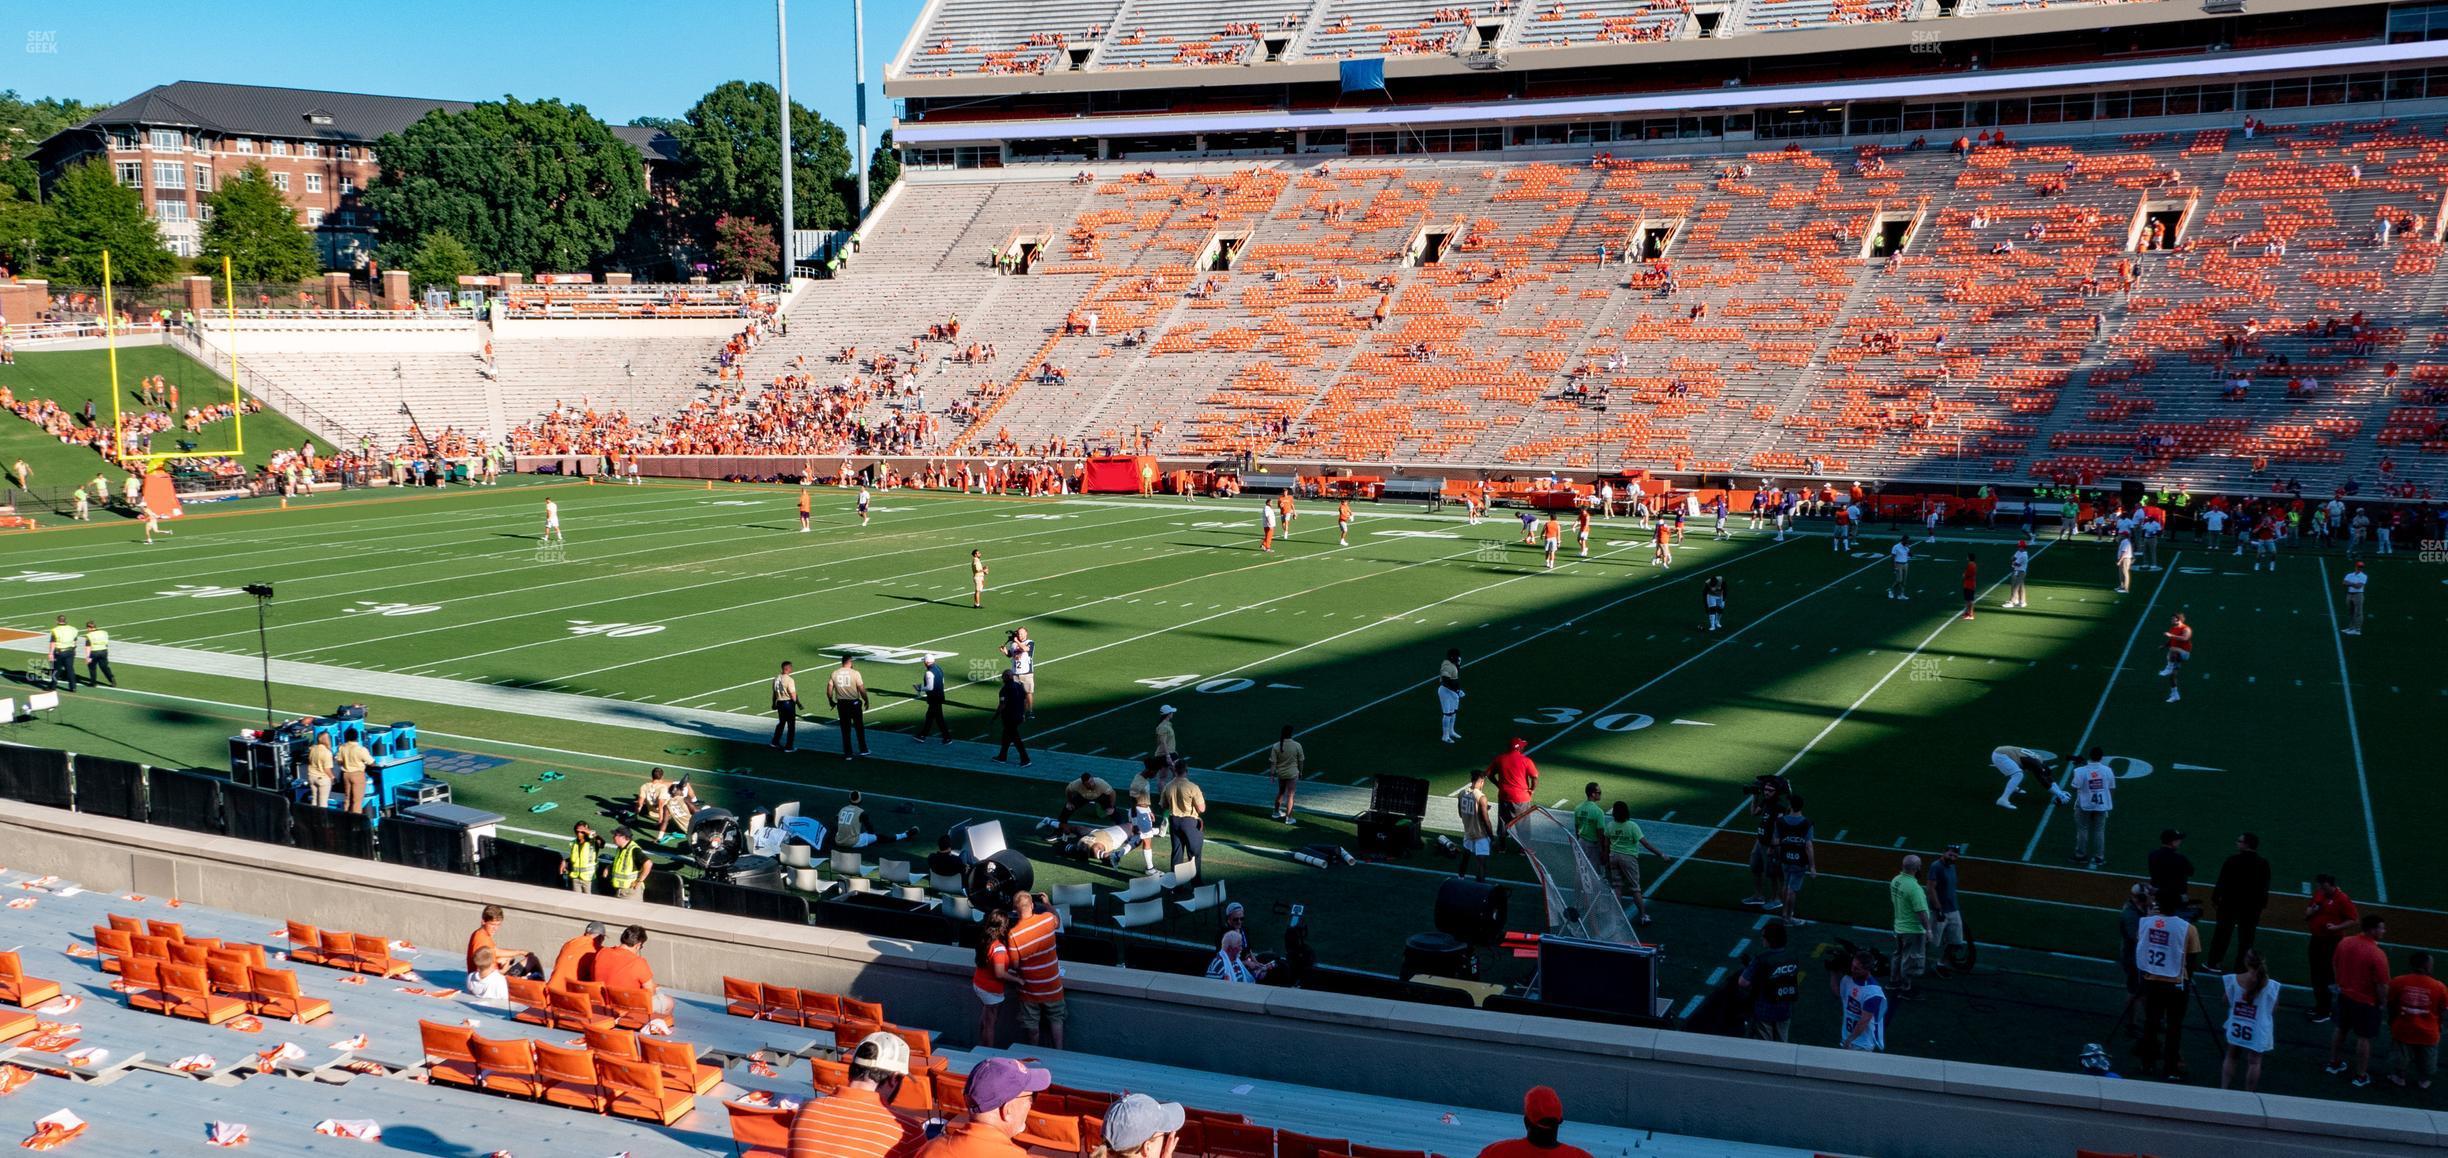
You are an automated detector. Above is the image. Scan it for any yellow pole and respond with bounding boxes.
[102,250,121,467]
[223,254,243,455]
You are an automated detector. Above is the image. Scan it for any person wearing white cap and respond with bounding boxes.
[1100,1093,1185,1158]
[788,1031,923,1158]
[1152,705,1178,762]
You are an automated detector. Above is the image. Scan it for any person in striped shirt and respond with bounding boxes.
[786,1032,922,1158]
[1008,891,1067,1049]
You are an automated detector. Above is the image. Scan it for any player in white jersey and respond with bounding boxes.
[856,485,872,527]
[2220,950,2280,1092]
[2004,541,2030,608]
[542,499,563,543]
[1435,648,1464,744]
[2341,560,2368,635]
[1990,746,2070,810]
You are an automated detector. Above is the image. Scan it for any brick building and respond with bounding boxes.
[32,80,675,270]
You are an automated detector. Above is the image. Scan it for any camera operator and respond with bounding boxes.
[1740,775,1791,911]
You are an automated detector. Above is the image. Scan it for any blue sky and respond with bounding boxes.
[10,0,929,136]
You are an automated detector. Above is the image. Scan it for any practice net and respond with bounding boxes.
[1509,806,1641,947]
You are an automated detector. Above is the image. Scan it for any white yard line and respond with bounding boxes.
[2317,556,2388,902]
[1214,538,1789,769]
[1021,535,1663,740]
[1648,541,2056,897]
[2016,550,2181,861]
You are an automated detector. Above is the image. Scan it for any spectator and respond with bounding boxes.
[2388,951,2444,1092]
[2304,874,2361,1023]
[2327,913,2391,1088]
[2146,829,2192,903]
[2133,888,2201,1081]
[1266,724,1305,824]
[1889,855,1930,996]
[1737,920,1801,1042]
[2204,833,2270,973]
[914,1057,1051,1158]
[1100,1093,1187,1158]
[591,924,673,1017]
[791,1032,924,1158]
[1207,928,1265,984]
[972,911,1017,1049]
[1474,1087,1593,1158]
[2219,949,2279,1092]
[463,946,510,1010]
[1769,794,1813,927]
[549,921,605,987]
[1835,951,1888,1052]
[1928,844,1966,977]
[1009,891,1067,1050]
[465,903,539,979]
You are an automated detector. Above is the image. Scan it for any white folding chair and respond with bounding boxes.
[780,843,813,869]
[1116,875,1164,904]
[830,850,871,879]
[1049,883,1097,910]
[843,875,877,893]
[1113,899,1163,930]
[927,871,966,894]
[878,858,916,886]
[1157,859,1199,891]
[1175,880,1226,916]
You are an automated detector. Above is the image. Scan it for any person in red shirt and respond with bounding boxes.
[1960,553,1978,620]
[590,924,673,1017]
[464,903,539,979]
[2160,612,2193,703]
[1486,739,1538,849]
[2325,913,2391,1087]
[1474,1086,1593,1158]
[548,922,605,987]
[2304,875,2360,1022]
[2388,952,2444,1091]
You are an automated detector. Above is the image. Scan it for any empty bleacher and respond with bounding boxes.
[902,0,1129,76]
[690,117,2448,496]
[1097,0,1312,68]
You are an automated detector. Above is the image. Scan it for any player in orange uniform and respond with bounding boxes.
[1337,499,1352,546]
[1278,490,1296,537]
[1574,505,1591,557]
[798,488,812,533]
[1651,520,1673,569]
[2160,612,2192,703]
[1541,514,1562,570]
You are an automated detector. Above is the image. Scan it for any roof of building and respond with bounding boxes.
[54,80,675,162]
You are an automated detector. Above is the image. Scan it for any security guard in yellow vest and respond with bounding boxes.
[560,821,601,893]
[606,828,649,901]
[81,621,115,688]
[45,617,78,692]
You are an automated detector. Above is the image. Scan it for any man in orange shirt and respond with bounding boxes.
[2389,952,2444,1092]
[466,904,540,979]
[914,1057,1050,1158]
[788,1032,924,1158]
[1008,891,1066,1049]
[548,921,605,987]
[1474,1087,1593,1158]
[591,924,674,1016]
[2327,913,2391,1088]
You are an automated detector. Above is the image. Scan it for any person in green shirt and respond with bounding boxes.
[1571,782,1609,867]
[1602,802,1665,927]
[1890,854,1931,995]
[2059,499,2079,541]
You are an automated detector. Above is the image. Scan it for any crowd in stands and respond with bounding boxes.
[499,283,774,320]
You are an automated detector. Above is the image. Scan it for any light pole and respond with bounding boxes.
[243,583,276,725]
[854,0,869,220]
[777,0,795,284]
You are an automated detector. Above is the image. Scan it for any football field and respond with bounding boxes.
[2,478,2441,969]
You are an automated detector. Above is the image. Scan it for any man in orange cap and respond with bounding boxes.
[1474,1087,1592,1158]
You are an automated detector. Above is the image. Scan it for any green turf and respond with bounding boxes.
[3,481,2443,1103]
[0,346,332,487]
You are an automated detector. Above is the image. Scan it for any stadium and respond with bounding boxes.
[1,0,2445,1153]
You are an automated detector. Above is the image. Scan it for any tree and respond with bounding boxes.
[0,90,100,199]
[710,213,778,281]
[0,179,47,273]
[670,81,853,237]
[405,229,478,293]
[200,165,320,282]
[366,96,648,274]
[38,159,174,286]
[860,131,901,219]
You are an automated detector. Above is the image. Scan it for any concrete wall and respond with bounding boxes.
[192,317,480,354]
[3,798,2441,1158]
[488,316,754,339]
